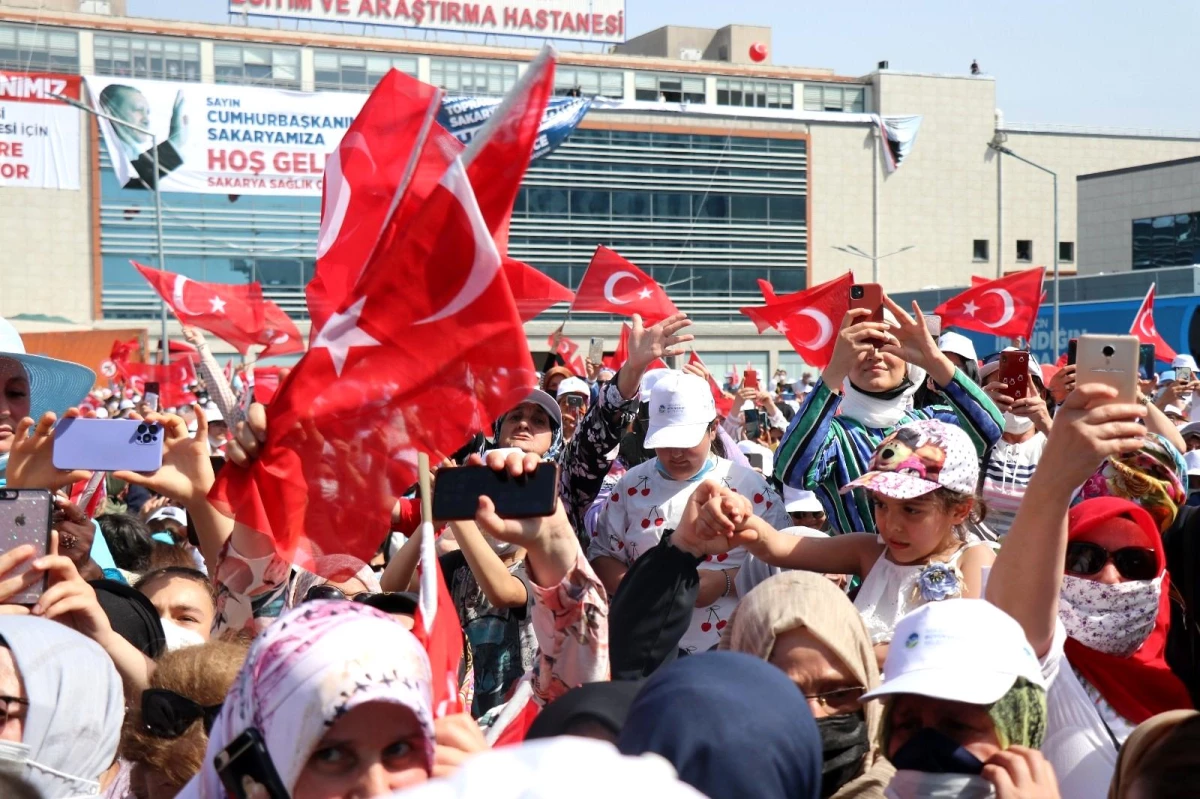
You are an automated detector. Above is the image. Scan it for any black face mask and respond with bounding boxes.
[816,712,870,798]
[889,728,986,775]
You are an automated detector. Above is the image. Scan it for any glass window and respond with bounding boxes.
[634,72,706,104]
[1058,241,1074,263]
[732,195,768,220]
[0,24,78,73]
[430,58,518,96]
[313,50,418,91]
[802,83,865,113]
[1016,240,1033,263]
[654,192,690,218]
[554,67,623,99]
[527,187,567,215]
[214,45,300,88]
[611,191,649,218]
[716,78,794,109]
[570,190,610,218]
[769,195,804,221]
[1132,212,1200,270]
[94,34,199,81]
[973,239,989,262]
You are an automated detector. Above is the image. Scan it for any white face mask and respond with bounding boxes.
[1002,412,1035,435]
[161,618,206,651]
[317,478,339,502]
[886,771,997,799]
[1058,573,1162,656]
[0,738,100,796]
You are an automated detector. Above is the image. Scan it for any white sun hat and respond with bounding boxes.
[0,316,95,421]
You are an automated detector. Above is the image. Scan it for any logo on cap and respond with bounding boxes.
[905,632,920,649]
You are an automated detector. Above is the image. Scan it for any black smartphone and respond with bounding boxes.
[744,407,761,440]
[214,728,289,799]
[1066,338,1078,367]
[144,381,160,397]
[432,463,560,521]
[1138,344,1156,381]
[0,490,53,605]
[564,394,586,410]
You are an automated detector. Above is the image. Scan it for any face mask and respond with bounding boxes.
[890,728,985,775]
[815,713,870,798]
[885,771,997,799]
[0,739,101,796]
[161,618,206,651]
[1058,573,1162,656]
[317,478,339,502]
[1002,412,1034,435]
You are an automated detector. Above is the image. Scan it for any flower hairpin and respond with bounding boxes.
[912,562,964,602]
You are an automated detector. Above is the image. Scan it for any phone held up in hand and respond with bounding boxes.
[0,489,52,606]
[1075,335,1139,404]
[743,369,759,390]
[588,337,604,366]
[432,463,560,522]
[1177,365,1194,384]
[849,283,884,324]
[997,350,1030,401]
[52,418,165,473]
[214,728,290,799]
[1138,344,1156,382]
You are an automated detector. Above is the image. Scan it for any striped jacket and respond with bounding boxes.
[773,369,1003,534]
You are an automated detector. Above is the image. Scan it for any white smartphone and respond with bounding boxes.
[588,338,604,365]
[52,418,165,473]
[1075,334,1139,405]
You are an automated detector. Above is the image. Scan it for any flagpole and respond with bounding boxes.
[418,452,433,526]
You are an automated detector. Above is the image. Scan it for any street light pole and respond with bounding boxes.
[988,139,1060,358]
[51,92,170,365]
[832,244,915,282]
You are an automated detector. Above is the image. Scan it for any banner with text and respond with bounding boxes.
[0,71,81,190]
[229,0,625,43]
[84,75,591,196]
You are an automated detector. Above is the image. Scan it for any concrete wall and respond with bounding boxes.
[1077,159,1200,275]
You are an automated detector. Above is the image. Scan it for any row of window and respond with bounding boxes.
[1132,212,1200,270]
[971,239,1076,263]
[515,187,804,222]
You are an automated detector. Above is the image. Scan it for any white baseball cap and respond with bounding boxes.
[1180,421,1200,440]
[638,368,671,403]
[1185,450,1200,477]
[783,486,824,514]
[1172,354,1198,371]
[1165,404,1186,419]
[556,377,590,399]
[938,331,978,363]
[862,599,1046,706]
[203,402,225,423]
[148,506,188,527]
[644,372,716,450]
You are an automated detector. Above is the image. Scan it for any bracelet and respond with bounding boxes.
[722,570,731,598]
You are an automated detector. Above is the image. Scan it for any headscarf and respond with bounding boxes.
[1063,498,1193,725]
[541,366,575,394]
[618,651,822,799]
[839,364,928,429]
[0,617,124,799]
[490,403,565,463]
[1107,710,1199,799]
[1073,433,1187,533]
[985,677,1048,749]
[284,561,382,609]
[723,571,892,798]
[525,680,642,741]
[177,601,434,799]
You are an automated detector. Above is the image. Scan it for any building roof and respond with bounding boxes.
[1077,154,1200,182]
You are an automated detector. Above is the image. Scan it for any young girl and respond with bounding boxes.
[738,419,994,666]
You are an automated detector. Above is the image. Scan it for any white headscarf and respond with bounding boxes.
[839,364,927,429]
[0,617,124,799]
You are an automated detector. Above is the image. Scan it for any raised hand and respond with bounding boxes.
[822,309,900,389]
[1037,384,1145,490]
[880,297,954,385]
[6,411,90,491]
[626,312,694,372]
[114,407,214,507]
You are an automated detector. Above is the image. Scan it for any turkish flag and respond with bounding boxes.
[757,278,780,303]
[971,274,1047,306]
[250,366,284,405]
[306,69,457,338]
[413,521,465,718]
[259,299,305,358]
[208,157,537,573]
[935,267,1045,341]
[572,246,679,324]
[119,357,196,408]
[740,272,854,369]
[109,337,139,365]
[547,332,586,376]
[505,259,574,321]
[688,351,733,416]
[1129,283,1177,362]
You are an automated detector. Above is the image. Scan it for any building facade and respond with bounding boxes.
[2,4,1199,375]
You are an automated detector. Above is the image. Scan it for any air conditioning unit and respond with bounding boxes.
[79,0,113,14]
[679,48,702,61]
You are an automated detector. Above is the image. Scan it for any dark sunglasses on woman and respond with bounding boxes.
[1065,541,1158,581]
[303,584,419,616]
[142,688,222,738]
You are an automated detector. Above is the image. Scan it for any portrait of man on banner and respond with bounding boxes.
[96,83,187,189]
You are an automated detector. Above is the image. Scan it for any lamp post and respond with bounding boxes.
[988,135,1059,358]
[832,244,914,283]
[51,92,169,365]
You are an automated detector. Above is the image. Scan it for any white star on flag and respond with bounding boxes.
[638,287,653,300]
[962,300,980,317]
[209,296,227,314]
[776,320,789,334]
[312,296,381,377]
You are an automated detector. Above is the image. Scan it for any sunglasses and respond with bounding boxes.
[303,585,418,616]
[1065,541,1158,581]
[142,689,222,739]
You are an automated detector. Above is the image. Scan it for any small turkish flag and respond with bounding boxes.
[740,272,854,369]
[109,337,139,367]
[507,259,574,322]
[258,299,305,358]
[1129,283,1177,362]
[413,521,466,718]
[935,267,1045,341]
[688,351,733,417]
[119,357,196,408]
[547,331,586,376]
[572,246,679,324]
[250,366,284,405]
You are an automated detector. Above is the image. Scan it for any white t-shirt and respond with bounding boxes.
[1040,621,1119,799]
[589,455,789,653]
[981,432,1047,538]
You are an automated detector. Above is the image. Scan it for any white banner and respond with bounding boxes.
[84,75,366,196]
[229,0,625,43]
[0,72,81,190]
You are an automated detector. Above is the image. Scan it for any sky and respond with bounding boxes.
[127,0,1199,130]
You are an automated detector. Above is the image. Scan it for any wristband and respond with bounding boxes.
[722,570,731,598]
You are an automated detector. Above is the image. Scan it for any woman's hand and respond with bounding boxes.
[822,309,899,389]
[881,298,955,386]
[114,408,214,508]
[1010,393,1053,435]
[982,746,1060,799]
[1048,364,1075,405]
[31,535,115,644]
[227,402,268,467]
[672,480,756,557]
[52,497,96,573]
[1036,384,1145,492]
[5,411,91,491]
[682,359,713,387]
[432,713,489,779]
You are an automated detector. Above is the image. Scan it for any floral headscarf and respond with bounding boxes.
[1073,433,1187,533]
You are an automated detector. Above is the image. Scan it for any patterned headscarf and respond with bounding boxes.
[987,677,1048,749]
[177,601,434,799]
[1073,433,1187,533]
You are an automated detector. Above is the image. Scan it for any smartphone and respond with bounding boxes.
[923,314,942,338]
[745,452,764,471]
[1076,334,1139,404]
[0,490,53,605]
[849,283,884,324]
[1138,344,1156,381]
[52,418,165,473]
[588,338,604,365]
[144,381,160,398]
[743,407,761,440]
[214,728,289,799]
[1178,366,1194,384]
[1066,339,1078,367]
[431,463,560,521]
[743,369,759,390]
[564,394,586,410]
[998,350,1030,400]
[743,408,761,424]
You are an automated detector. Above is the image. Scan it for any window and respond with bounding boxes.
[313,51,418,91]
[1016,240,1033,263]
[716,78,794,109]
[1132,212,1200,270]
[973,239,989,262]
[554,67,623,99]
[214,45,300,88]
[802,83,865,113]
[1058,241,1075,263]
[430,58,518,96]
[94,34,199,81]
[634,73,706,104]
[0,24,78,73]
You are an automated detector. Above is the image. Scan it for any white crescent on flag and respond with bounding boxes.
[795,309,834,349]
[980,288,1015,328]
[1137,306,1157,337]
[316,133,375,259]
[171,275,201,315]
[603,271,639,305]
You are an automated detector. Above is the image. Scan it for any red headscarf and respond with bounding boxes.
[1064,497,1193,724]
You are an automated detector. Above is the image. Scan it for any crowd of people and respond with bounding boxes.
[2,294,1200,799]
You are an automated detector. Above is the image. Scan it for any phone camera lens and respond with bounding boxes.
[1102,345,1115,358]
[851,286,864,299]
